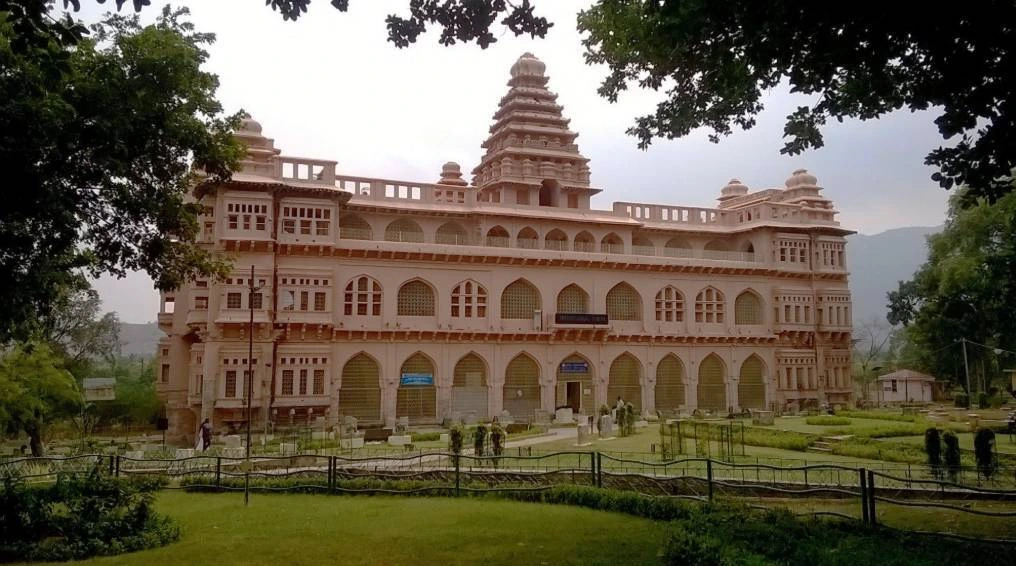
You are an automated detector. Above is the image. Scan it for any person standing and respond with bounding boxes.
[198,418,212,452]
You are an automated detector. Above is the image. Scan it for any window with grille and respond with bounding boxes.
[397,280,435,316]
[282,206,331,238]
[313,369,325,395]
[250,292,263,310]
[299,369,308,395]
[226,202,268,233]
[501,279,540,319]
[697,354,726,411]
[385,218,424,243]
[695,287,725,323]
[503,354,540,419]
[344,276,382,316]
[314,292,327,311]
[282,370,294,395]
[655,355,685,409]
[339,354,381,421]
[738,356,766,409]
[226,292,241,309]
[607,283,641,321]
[451,280,487,317]
[195,296,208,310]
[556,284,589,314]
[655,286,684,322]
[225,370,237,398]
[607,353,642,411]
[436,222,468,245]
[340,214,372,240]
[397,353,437,423]
[734,291,762,324]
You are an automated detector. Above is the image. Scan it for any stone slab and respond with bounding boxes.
[388,435,412,447]
[280,443,298,455]
[555,407,575,424]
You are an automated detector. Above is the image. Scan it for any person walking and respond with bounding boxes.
[198,418,212,452]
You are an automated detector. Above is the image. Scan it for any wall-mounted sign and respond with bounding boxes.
[555,313,609,325]
[400,373,433,386]
[559,362,589,374]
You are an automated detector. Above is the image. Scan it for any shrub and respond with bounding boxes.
[973,428,997,480]
[942,431,962,481]
[489,422,505,457]
[830,438,928,464]
[953,393,969,408]
[977,392,990,409]
[834,410,917,423]
[924,428,942,478]
[410,432,441,443]
[805,416,851,426]
[448,425,464,465]
[473,424,487,457]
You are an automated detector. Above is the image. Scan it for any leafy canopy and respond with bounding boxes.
[0,5,242,341]
[0,343,81,455]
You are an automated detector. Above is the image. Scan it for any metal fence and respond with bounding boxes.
[2,452,1014,542]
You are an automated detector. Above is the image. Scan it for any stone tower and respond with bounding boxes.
[472,53,601,209]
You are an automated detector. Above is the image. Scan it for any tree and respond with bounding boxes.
[887,187,1016,391]
[0,343,81,456]
[578,2,1016,204]
[38,285,120,379]
[0,5,241,342]
[973,428,997,481]
[852,318,893,400]
[923,428,942,479]
[942,431,962,483]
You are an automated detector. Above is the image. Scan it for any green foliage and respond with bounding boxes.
[448,424,464,465]
[578,2,1016,203]
[977,392,990,409]
[473,423,487,457]
[684,423,813,452]
[0,469,178,562]
[599,404,610,417]
[973,429,997,480]
[489,421,505,457]
[0,4,242,342]
[835,410,916,423]
[830,438,928,464]
[924,428,942,478]
[954,393,970,408]
[805,416,851,426]
[0,342,81,456]
[409,432,441,442]
[942,431,962,481]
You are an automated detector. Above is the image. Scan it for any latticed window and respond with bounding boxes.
[556,284,589,314]
[281,370,294,395]
[436,222,468,245]
[451,280,487,318]
[501,279,540,319]
[697,354,726,412]
[734,291,762,324]
[313,369,325,395]
[397,353,437,423]
[250,292,263,310]
[397,280,435,316]
[452,353,489,418]
[339,354,381,421]
[503,354,540,419]
[607,283,641,321]
[695,287,725,323]
[655,286,684,322]
[226,292,242,309]
[314,292,327,312]
[340,214,372,240]
[225,370,237,398]
[607,353,642,411]
[544,229,568,250]
[385,218,424,243]
[299,369,308,395]
[344,276,382,316]
[655,355,685,410]
[738,356,766,410]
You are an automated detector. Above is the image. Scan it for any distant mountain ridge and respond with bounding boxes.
[846,225,941,325]
[119,322,161,357]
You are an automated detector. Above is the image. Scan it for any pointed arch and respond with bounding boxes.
[663,236,693,258]
[655,286,684,322]
[451,280,488,318]
[516,227,539,249]
[397,279,436,316]
[734,290,763,325]
[339,213,372,240]
[384,218,424,243]
[503,352,541,419]
[704,239,729,251]
[695,287,725,324]
[738,355,766,410]
[544,228,568,251]
[556,284,589,314]
[501,279,540,319]
[452,352,488,419]
[344,275,382,316]
[573,231,595,252]
[485,225,510,247]
[339,353,381,422]
[632,235,655,256]
[557,353,595,414]
[607,352,643,412]
[655,354,685,412]
[435,221,468,245]
[600,232,624,254]
[607,282,642,321]
[397,352,437,423]
[697,354,727,413]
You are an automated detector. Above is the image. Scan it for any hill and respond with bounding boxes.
[119,322,162,358]
[846,225,941,325]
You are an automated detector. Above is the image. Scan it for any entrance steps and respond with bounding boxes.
[805,435,853,454]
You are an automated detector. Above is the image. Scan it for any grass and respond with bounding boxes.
[18,491,666,566]
[805,416,852,426]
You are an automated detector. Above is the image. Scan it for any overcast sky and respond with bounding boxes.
[74,0,951,322]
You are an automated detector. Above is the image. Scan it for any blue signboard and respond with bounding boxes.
[559,362,589,374]
[400,373,434,386]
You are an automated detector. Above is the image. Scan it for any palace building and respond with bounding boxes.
[155,53,853,438]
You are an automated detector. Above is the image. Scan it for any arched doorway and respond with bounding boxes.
[503,353,540,420]
[539,179,558,207]
[738,356,766,410]
[556,354,594,415]
[697,354,727,413]
[607,353,642,412]
[397,352,437,424]
[655,355,685,413]
[452,353,488,419]
[339,353,381,423]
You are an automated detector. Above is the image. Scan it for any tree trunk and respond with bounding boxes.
[25,424,46,457]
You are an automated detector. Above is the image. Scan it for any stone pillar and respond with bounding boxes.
[200,342,220,427]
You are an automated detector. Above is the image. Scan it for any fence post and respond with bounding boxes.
[454,454,461,497]
[589,452,596,486]
[108,454,115,476]
[866,470,877,526]
[858,468,869,525]
[114,454,120,478]
[706,459,714,502]
[804,466,809,488]
[596,452,603,488]
[328,456,335,493]
[215,457,222,490]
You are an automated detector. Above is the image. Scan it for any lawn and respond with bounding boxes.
[20,491,666,566]
[888,431,1016,454]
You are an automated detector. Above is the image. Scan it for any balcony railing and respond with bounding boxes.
[435,233,471,245]
[516,238,539,249]
[632,245,656,256]
[544,240,568,251]
[486,236,510,248]
[574,242,596,253]
[702,250,755,262]
[384,230,425,243]
[600,243,625,254]
[340,227,373,240]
